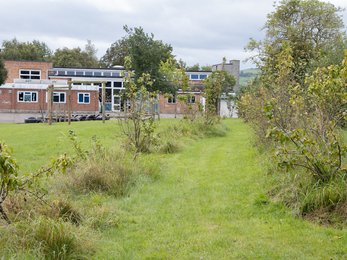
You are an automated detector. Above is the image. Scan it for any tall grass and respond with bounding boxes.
[0,216,97,259]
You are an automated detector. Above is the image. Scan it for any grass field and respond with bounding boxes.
[1,119,347,259]
[0,120,120,173]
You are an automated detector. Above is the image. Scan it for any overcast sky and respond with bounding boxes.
[1,0,346,70]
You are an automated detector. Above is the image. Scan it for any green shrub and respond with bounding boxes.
[61,147,160,196]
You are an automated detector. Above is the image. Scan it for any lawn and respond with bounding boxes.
[0,120,120,173]
[1,118,347,259]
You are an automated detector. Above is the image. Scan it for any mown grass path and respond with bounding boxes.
[97,119,347,259]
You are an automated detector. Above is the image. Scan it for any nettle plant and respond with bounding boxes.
[0,141,72,223]
[264,51,347,182]
[119,56,158,153]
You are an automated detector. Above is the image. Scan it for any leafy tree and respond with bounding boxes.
[119,56,158,153]
[245,0,345,84]
[186,63,200,71]
[201,64,212,71]
[123,25,175,93]
[0,57,7,85]
[99,37,130,68]
[264,51,347,183]
[203,58,236,124]
[0,38,52,61]
[51,40,99,68]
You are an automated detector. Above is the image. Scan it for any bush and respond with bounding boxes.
[60,147,160,196]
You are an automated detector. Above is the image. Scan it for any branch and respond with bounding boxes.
[17,187,53,209]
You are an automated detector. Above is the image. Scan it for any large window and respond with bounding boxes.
[18,91,37,102]
[20,70,41,80]
[78,93,90,104]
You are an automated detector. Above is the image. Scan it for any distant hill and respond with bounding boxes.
[239,68,261,87]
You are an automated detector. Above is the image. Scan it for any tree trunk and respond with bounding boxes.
[0,203,11,224]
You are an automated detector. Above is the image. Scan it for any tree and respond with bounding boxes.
[201,64,212,71]
[118,56,158,153]
[99,37,130,68]
[123,25,175,93]
[186,63,200,71]
[51,40,99,68]
[0,57,7,85]
[0,38,52,61]
[203,58,236,124]
[245,0,345,84]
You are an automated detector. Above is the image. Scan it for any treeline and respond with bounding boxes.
[238,0,347,225]
[0,25,212,71]
[0,25,214,93]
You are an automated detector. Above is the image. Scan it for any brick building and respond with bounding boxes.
[0,59,239,117]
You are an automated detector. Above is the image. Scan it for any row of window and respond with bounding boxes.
[18,91,196,105]
[50,70,121,77]
[18,91,90,104]
[167,95,196,104]
[18,70,208,82]
[74,81,122,88]
[189,74,207,80]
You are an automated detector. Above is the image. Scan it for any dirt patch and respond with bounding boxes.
[304,204,347,227]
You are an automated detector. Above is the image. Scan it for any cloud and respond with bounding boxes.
[0,0,346,70]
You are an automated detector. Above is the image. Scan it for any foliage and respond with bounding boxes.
[245,0,345,84]
[51,40,98,68]
[0,57,7,85]
[0,38,52,61]
[99,36,130,68]
[160,59,202,120]
[186,63,200,71]
[0,141,72,223]
[201,64,212,71]
[118,56,159,153]
[203,58,236,125]
[265,52,347,183]
[123,25,175,93]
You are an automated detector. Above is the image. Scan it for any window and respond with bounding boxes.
[200,75,207,80]
[94,72,102,76]
[76,71,83,76]
[20,70,41,80]
[78,93,90,104]
[85,71,93,76]
[168,95,176,104]
[66,71,75,76]
[51,92,65,103]
[18,91,37,102]
[190,74,199,80]
[103,72,111,77]
[188,95,196,104]
[114,82,122,88]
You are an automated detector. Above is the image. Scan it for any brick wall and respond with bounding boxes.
[0,88,99,113]
[4,60,53,83]
[159,93,202,114]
